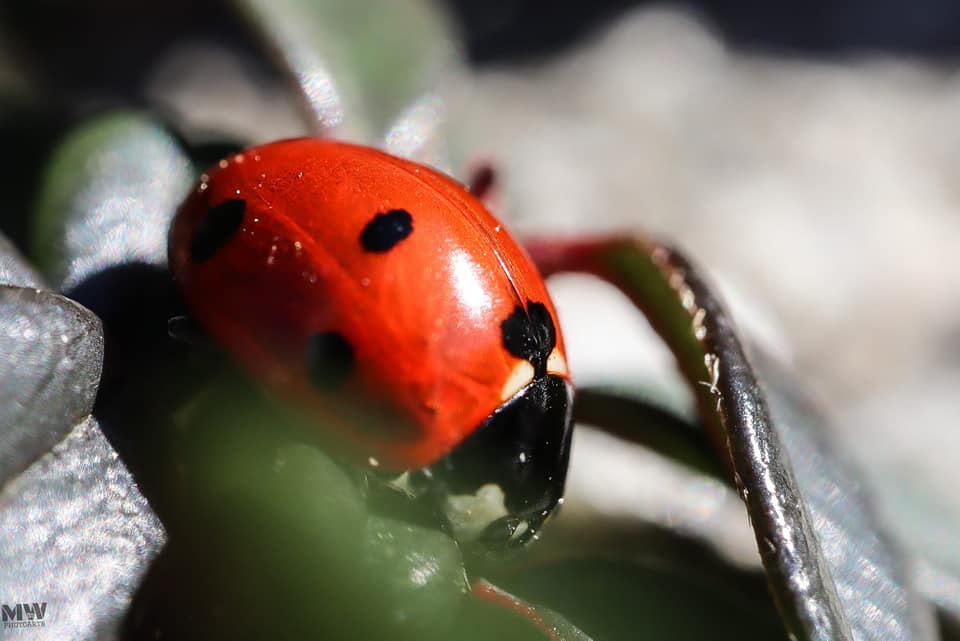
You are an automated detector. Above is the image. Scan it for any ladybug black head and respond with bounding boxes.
[419,374,573,550]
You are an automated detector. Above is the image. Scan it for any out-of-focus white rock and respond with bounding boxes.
[452,7,960,401]
[557,425,760,569]
[446,6,960,571]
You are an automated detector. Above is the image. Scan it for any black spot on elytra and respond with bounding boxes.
[500,301,557,378]
[306,331,354,389]
[359,209,413,252]
[190,199,245,263]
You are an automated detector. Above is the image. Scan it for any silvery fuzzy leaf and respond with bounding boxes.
[842,369,960,629]
[31,112,193,292]
[233,0,457,142]
[757,356,939,641]
[0,417,166,641]
[0,232,43,288]
[0,286,103,484]
[528,237,936,641]
[915,560,960,631]
[383,92,452,172]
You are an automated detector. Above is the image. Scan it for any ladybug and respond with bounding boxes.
[169,138,573,547]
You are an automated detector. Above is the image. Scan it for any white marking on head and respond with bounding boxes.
[546,347,568,376]
[500,360,535,401]
[443,483,510,542]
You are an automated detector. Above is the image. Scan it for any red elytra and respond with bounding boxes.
[169,138,569,472]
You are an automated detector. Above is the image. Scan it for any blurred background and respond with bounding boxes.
[2,0,960,624]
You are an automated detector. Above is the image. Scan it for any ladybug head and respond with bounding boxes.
[415,374,574,550]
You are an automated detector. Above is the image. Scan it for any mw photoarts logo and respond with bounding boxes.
[1,602,47,629]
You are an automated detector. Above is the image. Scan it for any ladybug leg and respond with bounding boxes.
[467,162,497,200]
[467,160,507,217]
[469,579,590,638]
[359,468,449,531]
[167,314,212,346]
[467,162,497,201]
[522,235,734,473]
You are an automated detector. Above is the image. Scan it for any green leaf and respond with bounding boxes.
[364,516,468,635]
[145,376,472,641]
